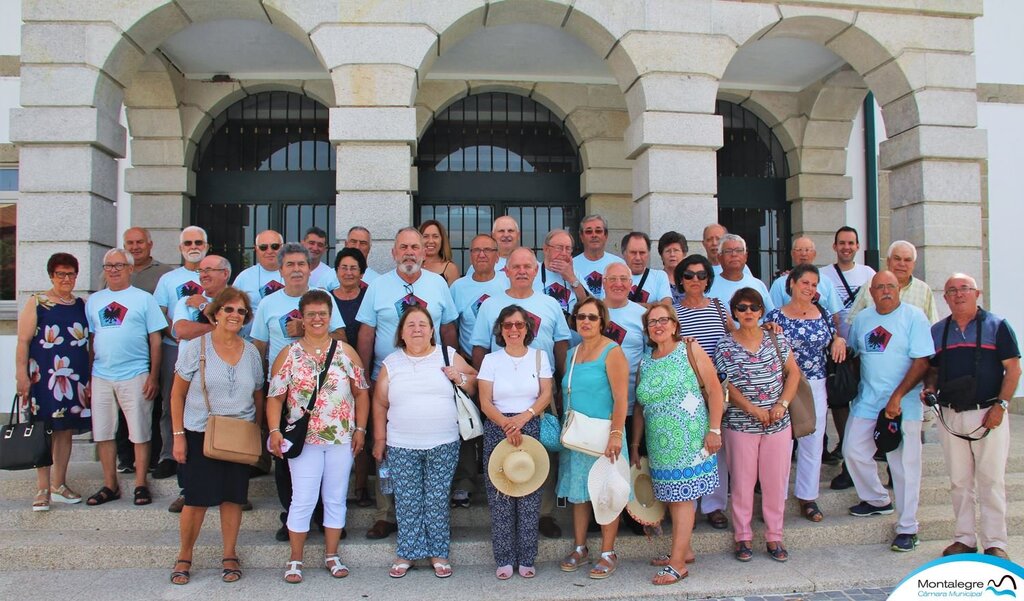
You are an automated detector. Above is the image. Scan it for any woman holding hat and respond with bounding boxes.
[478,305,553,580]
[631,302,723,585]
[557,297,630,579]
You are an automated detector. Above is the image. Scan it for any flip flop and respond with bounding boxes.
[389,560,412,578]
[432,560,453,578]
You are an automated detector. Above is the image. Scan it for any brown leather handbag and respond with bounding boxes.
[199,335,262,467]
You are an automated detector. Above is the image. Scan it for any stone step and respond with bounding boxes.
[0,501,1020,570]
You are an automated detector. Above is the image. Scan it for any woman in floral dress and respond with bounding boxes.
[15,253,91,511]
[632,303,723,585]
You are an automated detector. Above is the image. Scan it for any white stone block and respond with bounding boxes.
[336,191,413,250]
[584,193,633,234]
[807,86,867,122]
[264,0,338,36]
[610,31,737,87]
[336,144,412,191]
[913,246,982,294]
[564,0,646,57]
[334,64,418,107]
[878,126,987,170]
[865,51,976,107]
[579,139,630,170]
[633,148,717,198]
[892,203,981,248]
[881,89,978,135]
[767,6,856,45]
[329,107,418,144]
[21,21,139,86]
[828,12,973,77]
[175,0,270,23]
[802,120,856,150]
[17,193,116,242]
[625,73,719,116]
[415,79,470,113]
[124,166,195,195]
[744,91,801,128]
[564,108,629,142]
[711,0,782,46]
[20,65,123,113]
[125,69,188,109]
[130,194,188,229]
[632,193,717,248]
[533,83,626,119]
[786,174,852,201]
[151,229,188,265]
[130,139,186,167]
[18,241,113,294]
[126,108,184,139]
[791,198,849,234]
[889,160,981,208]
[19,146,119,202]
[623,112,723,158]
[10,107,126,158]
[581,168,631,196]
[799,148,848,176]
[312,24,437,71]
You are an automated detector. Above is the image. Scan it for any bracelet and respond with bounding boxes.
[609,429,623,438]
[354,426,367,434]
[173,431,186,436]
[526,408,536,416]
[709,428,721,435]
[780,400,790,409]
[268,428,281,434]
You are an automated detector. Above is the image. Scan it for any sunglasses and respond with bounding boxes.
[181,240,205,247]
[220,306,249,316]
[734,303,762,313]
[257,243,282,252]
[575,313,601,322]
[501,321,527,331]
[682,271,708,281]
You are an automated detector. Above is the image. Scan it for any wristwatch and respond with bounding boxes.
[459,372,468,387]
[780,400,790,409]
[998,399,1010,410]
[198,302,208,312]
[569,279,580,288]
[709,428,721,435]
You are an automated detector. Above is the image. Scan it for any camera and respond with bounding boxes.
[923,391,938,407]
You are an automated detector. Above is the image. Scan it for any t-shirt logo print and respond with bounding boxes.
[394,293,428,316]
[603,320,627,345]
[177,281,204,299]
[279,309,302,335]
[99,302,128,328]
[524,310,542,334]
[471,294,490,317]
[545,283,570,312]
[585,271,603,296]
[261,280,284,297]
[865,325,892,353]
[629,285,650,303]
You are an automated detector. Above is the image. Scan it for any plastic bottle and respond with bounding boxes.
[378,460,393,495]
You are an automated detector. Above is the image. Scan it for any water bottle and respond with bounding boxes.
[378,460,393,495]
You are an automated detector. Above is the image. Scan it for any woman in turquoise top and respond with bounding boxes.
[557,298,630,580]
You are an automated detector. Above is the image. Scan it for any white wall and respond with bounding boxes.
[843,100,887,266]
[976,0,1024,86]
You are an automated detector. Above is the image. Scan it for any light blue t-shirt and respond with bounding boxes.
[232,264,285,312]
[768,272,844,316]
[250,288,346,367]
[86,286,168,381]
[471,290,571,369]
[533,264,581,315]
[154,266,203,347]
[848,303,934,421]
[713,264,753,277]
[363,266,381,284]
[629,268,673,304]
[708,271,774,324]
[573,252,626,300]
[355,269,458,379]
[605,301,647,414]
[450,273,511,352]
[465,256,508,279]
[310,262,338,291]
[171,293,213,355]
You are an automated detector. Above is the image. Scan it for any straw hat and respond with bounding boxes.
[587,455,631,525]
[487,435,550,497]
[626,457,666,526]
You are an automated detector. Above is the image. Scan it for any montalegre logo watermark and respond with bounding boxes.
[889,555,1021,600]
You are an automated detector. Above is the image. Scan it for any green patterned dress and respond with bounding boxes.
[635,342,719,502]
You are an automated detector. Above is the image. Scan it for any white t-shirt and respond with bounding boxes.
[605,301,646,413]
[85,286,167,381]
[154,266,203,347]
[478,348,553,414]
[470,290,572,369]
[250,288,346,367]
[822,263,876,339]
[629,268,673,304]
[450,273,510,352]
[382,346,460,449]
[573,252,626,300]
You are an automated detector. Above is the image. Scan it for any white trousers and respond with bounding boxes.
[938,407,1010,550]
[845,416,922,535]
[287,442,354,533]
[794,378,828,500]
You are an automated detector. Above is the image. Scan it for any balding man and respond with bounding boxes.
[708,234,773,321]
[847,241,937,325]
[621,232,673,307]
[535,229,588,313]
[124,226,173,294]
[345,226,381,284]
[923,274,1020,560]
[768,237,843,319]
[702,224,727,269]
[845,271,933,553]
[465,216,521,278]
[233,230,285,316]
[573,214,626,299]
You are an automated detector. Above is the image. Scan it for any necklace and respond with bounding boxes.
[302,337,331,358]
[507,348,528,371]
[405,347,434,371]
[49,290,74,305]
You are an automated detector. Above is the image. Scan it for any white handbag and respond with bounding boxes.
[442,346,483,440]
[560,346,611,456]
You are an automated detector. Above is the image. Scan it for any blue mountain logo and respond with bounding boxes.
[987,575,1017,597]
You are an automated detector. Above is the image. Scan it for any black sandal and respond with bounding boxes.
[800,500,824,522]
[734,541,753,562]
[171,559,192,585]
[767,542,789,562]
[86,486,121,506]
[133,485,152,506]
[222,557,242,582]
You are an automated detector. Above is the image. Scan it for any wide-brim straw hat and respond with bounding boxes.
[588,455,631,525]
[626,457,667,526]
[487,435,550,497]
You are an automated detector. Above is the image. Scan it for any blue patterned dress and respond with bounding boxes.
[27,295,91,432]
[636,342,718,502]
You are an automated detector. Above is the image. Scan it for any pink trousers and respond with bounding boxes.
[724,426,793,543]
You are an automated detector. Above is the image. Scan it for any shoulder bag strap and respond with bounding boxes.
[684,339,708,406]
[629,268,650,302]
[767,331,785,366]
[540,264,547,288]
[939,316,953,386]
[712,297,731,331]
[833,264,855,303]
[306,340,338,414]
[200,334,213,416]
[564,347,579,414]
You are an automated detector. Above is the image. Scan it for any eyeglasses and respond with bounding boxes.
[720,248,746,256]
[944,286,977,296]
[103,263,129,271]
[647,317,674,327]
[576,313,601,322]
[681,271,708,281]
[303,311,330,319]
[197,268,227,275]
[545,244,573,253]
[582,228,605,236]
[220,306,249,316]
[337,265,361,273]
[734,303,762,313]
[604,276,631,284]
[501,321,527,331]
[257,243,282,252]
[873,283,898,291]
[181,240,205,247]
[470,247,498,254]
[52,271,77,280]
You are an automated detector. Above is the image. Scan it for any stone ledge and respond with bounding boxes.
[978,83,1024,105]
[0,55,18,77]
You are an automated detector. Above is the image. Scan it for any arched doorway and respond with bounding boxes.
[192,91,336,273]
[715,100,791,281]
[414,92,583,269]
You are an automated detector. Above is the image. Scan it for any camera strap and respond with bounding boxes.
[937,312,989,441]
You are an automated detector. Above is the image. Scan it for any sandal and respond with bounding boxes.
[432,559,453,578]
[560,545,589,572]
[32,489,50,512]
[133,486,152,506]
[170,559,192,585]
[653,565,688,586]
[651,553,696,567]
[284,560,303,584]
[389,559,412,578]
[734,541,753,562]
[800,500,824,522]
[589,551,617,579]
[518,565,536,578]
[496,564,513,580]
[86,486,121,506]
[325,554,349,578]
[767,542,789,562]
[50,484,82,504]
[222,557,242,583]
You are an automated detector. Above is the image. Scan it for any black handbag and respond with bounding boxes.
[0,397,53,471]
[281,341,337,459]
[825,350,860,409]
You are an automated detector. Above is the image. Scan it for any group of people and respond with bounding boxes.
[13,214,1018,586]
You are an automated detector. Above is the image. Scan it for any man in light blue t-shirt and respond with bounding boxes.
[708,234,773,323]
[844,271,933,552]
[232,230,285,315]
[621,231,673,307]
[602,263,646,415]
[768,237,843,322]
[86,248,167,504]
[151,226,207,479]
[573,214,626,300]
[344,226,381,284]
[173,255,232,355]
[450,234,509,354]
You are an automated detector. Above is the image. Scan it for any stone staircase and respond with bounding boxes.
[0,420,1021,599]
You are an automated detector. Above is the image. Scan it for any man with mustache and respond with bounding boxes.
[356,227,459,540]
[465,215,520,279]
[572,214,625,300]
[233,230,286,318]
[846,240,937,324]
[151,226,209,481]
[844,271,933,553]
[621,231,673,307]
[535,229,588,317]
